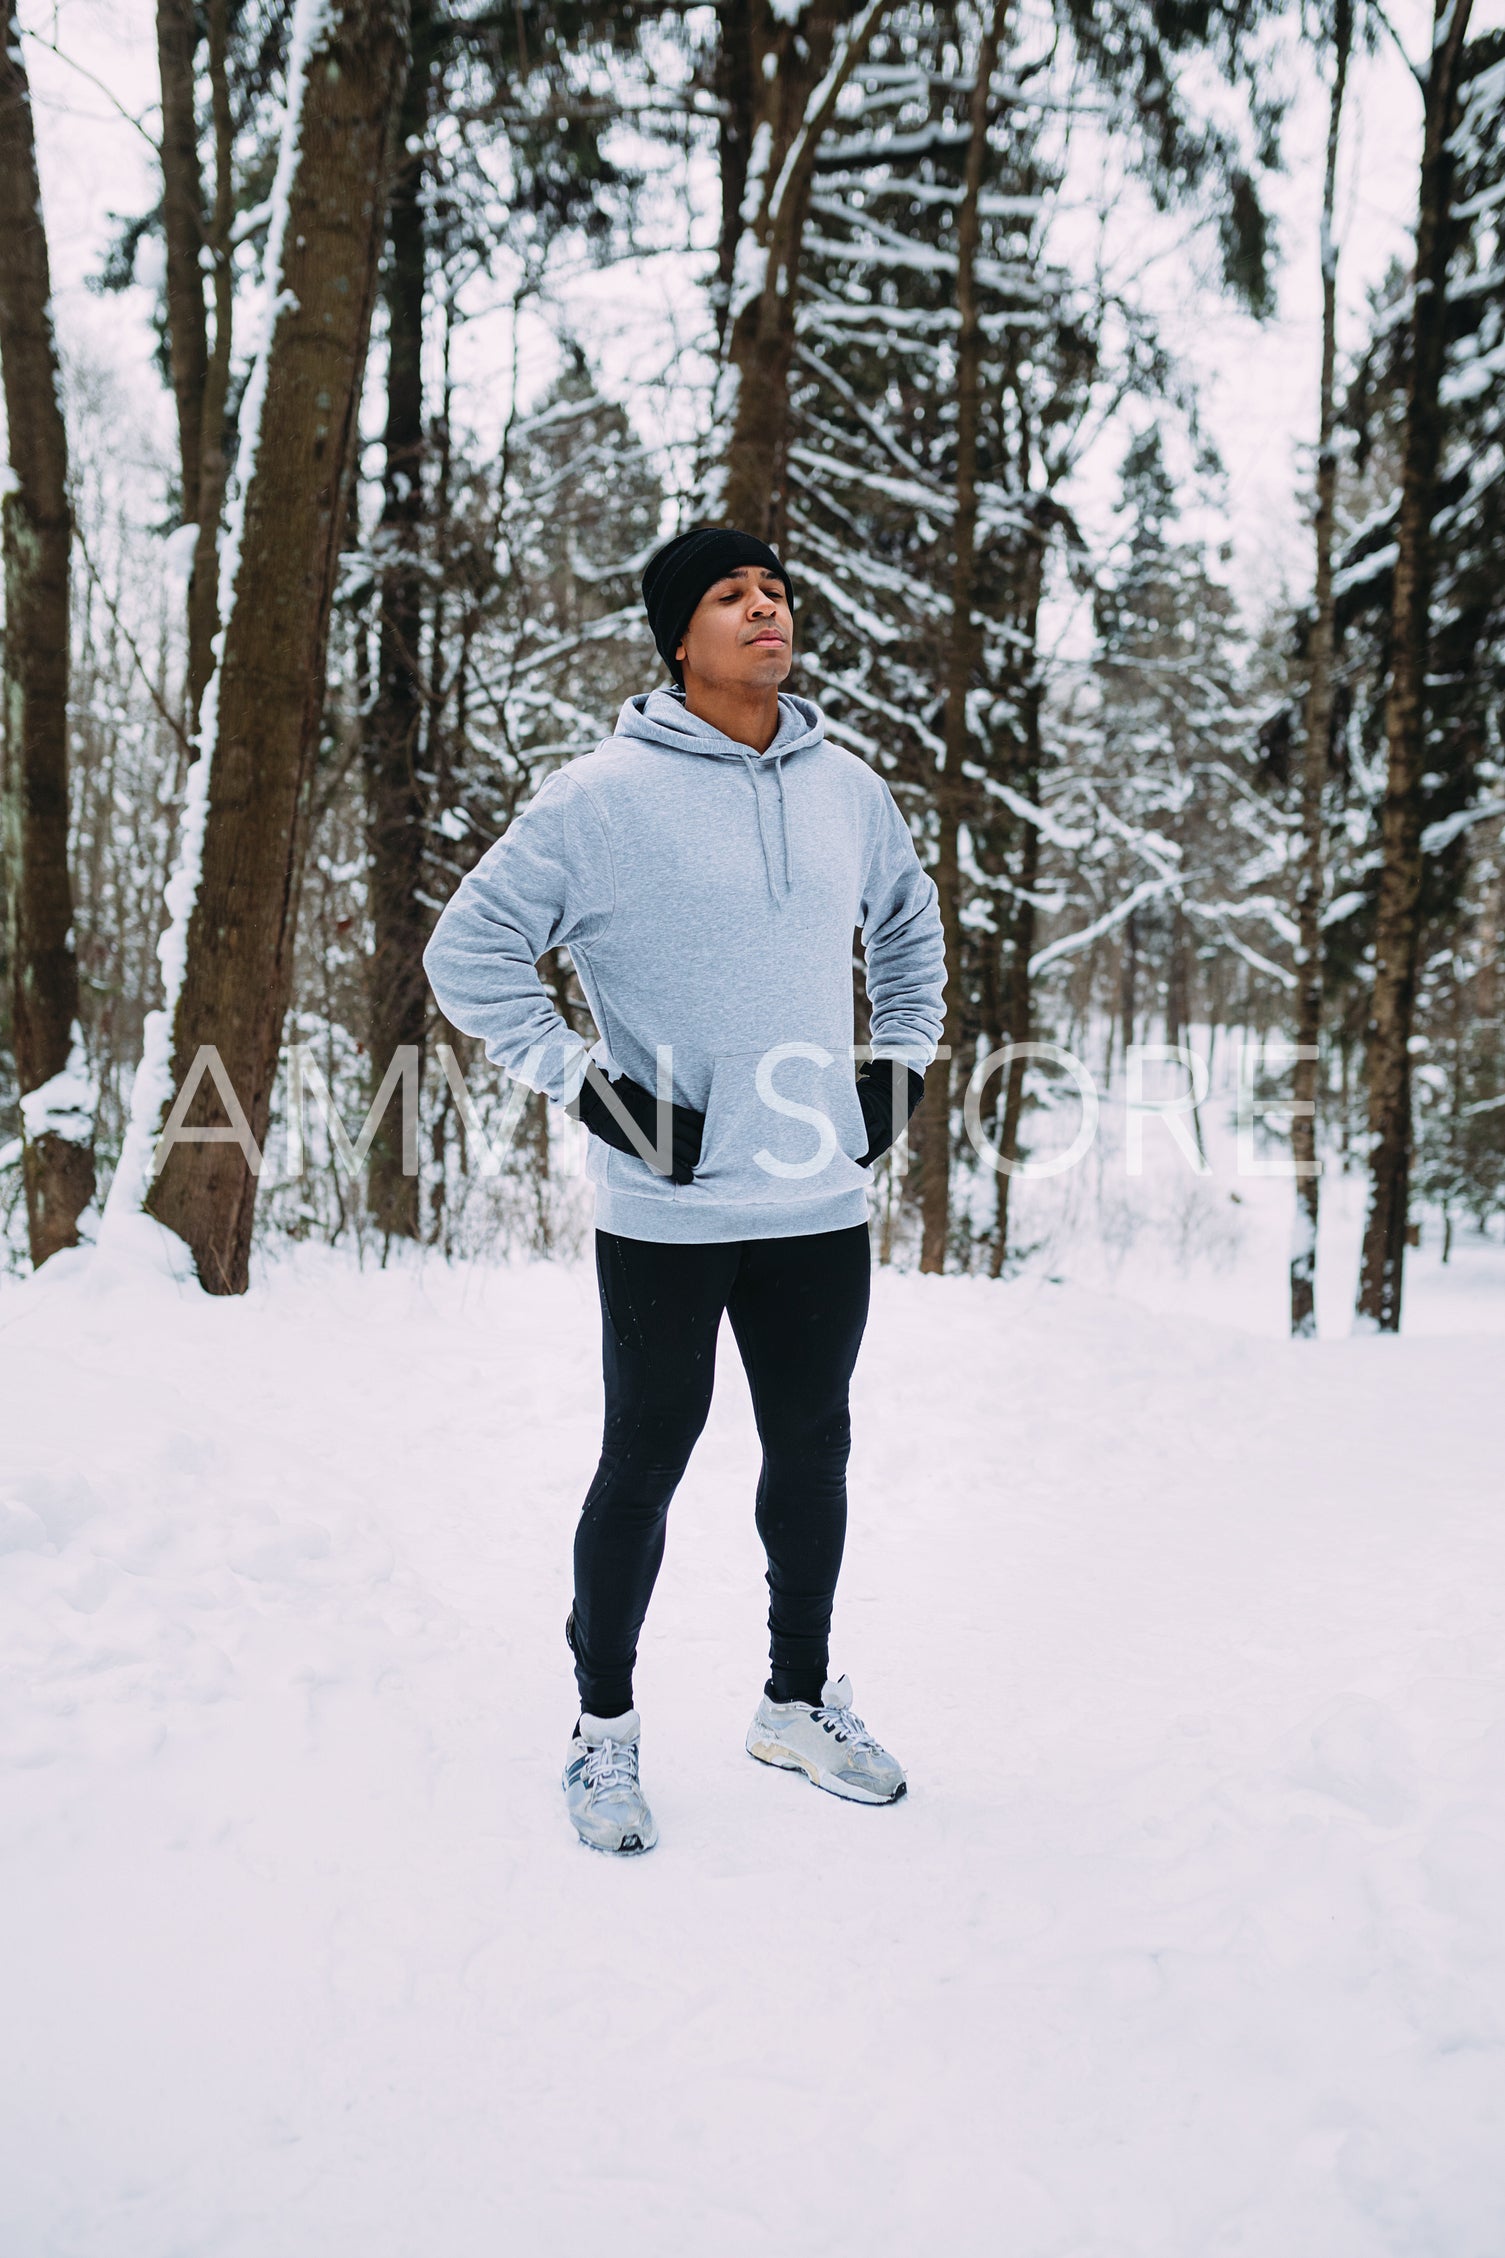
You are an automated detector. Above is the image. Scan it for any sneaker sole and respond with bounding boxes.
[573,1827,658,1857]
[745,1738,907,1806]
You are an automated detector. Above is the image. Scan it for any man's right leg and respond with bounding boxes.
[569,1229,736,1718]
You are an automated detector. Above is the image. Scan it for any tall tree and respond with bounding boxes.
[784,0,1277,1269]
[1290,0,1354,1337]
[920,0,1008,1274]
[188,0,236,732]
[155,0,236,730]
[1355,0,1475,1331]
[358,2,646,1239]
[147,0,413,1292]
[363,0,436,1240]
[987,494,1051,1275]
[0,0,96,1263]
[156,0,208,530]
[707,0,891,538]
[1330,30,1505,1282]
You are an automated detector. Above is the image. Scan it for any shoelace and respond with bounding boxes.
[814,1703,881,1754]
[584,1736,640,1795]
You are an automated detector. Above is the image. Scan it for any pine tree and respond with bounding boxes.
[1290,0,1355,1338]
[361,3,651,1237]
[1333,24,1505,1311]
[0,0,96,1263]
[1355,0,1477,1330]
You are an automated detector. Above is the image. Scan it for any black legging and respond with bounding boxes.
[570,1222,872,1719]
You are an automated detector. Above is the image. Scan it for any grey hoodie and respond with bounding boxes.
[422,688,946,1243]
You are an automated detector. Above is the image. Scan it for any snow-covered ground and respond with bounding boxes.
[3,1158,1504,2254]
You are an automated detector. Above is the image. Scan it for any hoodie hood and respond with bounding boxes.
[613,688,825,905]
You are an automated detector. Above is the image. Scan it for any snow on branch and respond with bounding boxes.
[801,301,960,336]
[790,558,903,644]
[1194,895,1300,946]
[511,392,612,439]
[1421,799,1505,854]
[798,652,946,758]
[792,518,946,619]
[816,121,976,168]
[803,230,963,278]
[975,776,1094,850]
[509,607,652,681]
[793,343,939,485]
[20,1025,97,1148]
[1029,876,1179,977]
[1220,931,1298,990]
[1083,793,1183,878]
[1440,338,1505,407]
[767,0,888,226]
[787,441,952,518]
[1320,890,1367,930]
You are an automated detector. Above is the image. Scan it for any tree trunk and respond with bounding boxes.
[1119,911,1138,1068]
[919,838,962,1271]
[148,0,412,1293]
[186,0,235,730]
[364,0,435,1241]
[156,0,207,528]
[920,0,1005,1275]
[712,0,754,359]
[1355,0,1473,1332]
[1167,903,1190,1053]
[990,503,1044,1279]
[1291,0,1351,1339]
[0,0,96,1263]
[711,0,889,540]
[156,0,234,732]
[991,765,1038,1277]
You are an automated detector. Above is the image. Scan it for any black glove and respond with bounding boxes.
[569,1062,704,1186]
[855,1058,926,1167]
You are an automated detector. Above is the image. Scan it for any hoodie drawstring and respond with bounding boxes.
[738,749,793,905]
[774,757,793,895]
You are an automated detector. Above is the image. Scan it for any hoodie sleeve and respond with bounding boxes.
[860,782,947,1070]
[422,770,613,1105]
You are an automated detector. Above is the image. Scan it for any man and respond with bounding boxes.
[423,525,946,1855]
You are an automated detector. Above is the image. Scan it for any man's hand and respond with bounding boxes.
[855,1058,926,1167]
[568,1063,705,1185]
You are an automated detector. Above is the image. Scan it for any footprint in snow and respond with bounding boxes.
[229,1522,334,1582]
[1283,1694,1419,1826]
[0,1497,50,1556]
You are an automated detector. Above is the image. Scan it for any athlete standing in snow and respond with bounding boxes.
[423,527,946,1854]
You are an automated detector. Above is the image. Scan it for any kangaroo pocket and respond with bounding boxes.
[695,1042,869,1204]
[584,1115,680,1202]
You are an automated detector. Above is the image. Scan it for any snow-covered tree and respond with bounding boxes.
[0,0,96,1263]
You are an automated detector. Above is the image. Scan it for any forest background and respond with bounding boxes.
[2,0,1504,1334]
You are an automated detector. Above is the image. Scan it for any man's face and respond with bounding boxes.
[676,565,794,692]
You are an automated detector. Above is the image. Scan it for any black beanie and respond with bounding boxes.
[640,526,794,683]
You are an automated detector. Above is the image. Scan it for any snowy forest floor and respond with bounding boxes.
[3,1164,1504,2254]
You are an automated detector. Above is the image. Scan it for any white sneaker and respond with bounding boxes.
[745,1675,907,1805]
[562,1709,659,1855]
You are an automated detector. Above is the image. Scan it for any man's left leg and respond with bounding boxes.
[724,1221,872,1704]
[726,1222,906,1805]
